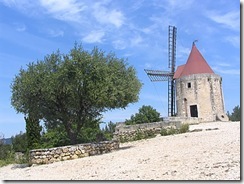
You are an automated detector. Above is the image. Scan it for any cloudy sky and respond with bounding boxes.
[0,0,240,138]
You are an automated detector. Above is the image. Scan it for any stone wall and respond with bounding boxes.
[29,141,119,165]
[165,116,203,124]
[113,121,181,142]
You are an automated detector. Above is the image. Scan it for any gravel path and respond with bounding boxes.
[0,121,240,180]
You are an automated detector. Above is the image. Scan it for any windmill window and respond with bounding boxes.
[187,82,191,88]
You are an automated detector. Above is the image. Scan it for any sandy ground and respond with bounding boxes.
[0,121,240,180]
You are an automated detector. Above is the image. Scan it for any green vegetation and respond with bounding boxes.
[119,129,157,143]
[160,123,189,136]
[0,143,14,167]
[11,43,142,145]
[11,132,27,153]
[125,105,160,125]
[0,132,29,167]
[179,123,189,134]
[101,121,116,141]
[25,116,42,150]
[227,105,240,121]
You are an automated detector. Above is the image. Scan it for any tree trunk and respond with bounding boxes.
[64,120,77,145]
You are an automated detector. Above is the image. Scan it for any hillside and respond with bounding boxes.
[0,121,240,180]
[1,138,12,145]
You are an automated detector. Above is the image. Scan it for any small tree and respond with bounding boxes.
[25,116,42,150]
[125,105,160,125]
[102,121,116,140]
[0,133,13,162]
[12,132,27,153]
[228,105,240,121]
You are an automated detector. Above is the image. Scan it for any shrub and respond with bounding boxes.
[120,136,129,143]
[145,130,156,139]
[134,130,144,141]
[179,123,189,133]
[160,124,189,137]
[160,128,168,136]
[0,145,15,167]
[167,127,178,135]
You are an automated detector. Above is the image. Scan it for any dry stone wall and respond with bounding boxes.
[113,121,181,142]
[29,141,119,165]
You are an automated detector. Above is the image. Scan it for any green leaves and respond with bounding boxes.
[11,43,142,145]
[227,105,240,121]
[125,105,161,125]
[25,116,42,150]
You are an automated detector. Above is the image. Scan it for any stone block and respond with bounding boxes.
[71,154,79,159]
[62,156,70,161]
[75,150,81,155]
[62,148,69,153]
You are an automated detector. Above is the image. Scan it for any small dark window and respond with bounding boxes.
[187,82,191,88]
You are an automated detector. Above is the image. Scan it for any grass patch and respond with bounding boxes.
[0,159,14,167]
[179,123,189,133]
[160,123,190,136]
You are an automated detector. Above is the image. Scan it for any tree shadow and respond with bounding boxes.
[11,163,29,169]
[118,145,134,150]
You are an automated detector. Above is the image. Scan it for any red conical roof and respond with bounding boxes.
[173,43,214,79]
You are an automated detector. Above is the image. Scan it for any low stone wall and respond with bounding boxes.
[29,141,119,165]
[165,117,202,124]
[113,121,181,142]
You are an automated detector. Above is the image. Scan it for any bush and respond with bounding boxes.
[12,132,27,153]
[160,124,189,137]
[179,123,189,133]
[160,128,168,136]
[0,144,15,167]
[145,130,156,139]
[120,136,129,143]
[167,127,178,135]
[135,130,147,141]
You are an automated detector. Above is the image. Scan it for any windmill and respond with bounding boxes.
[144,25,177,117]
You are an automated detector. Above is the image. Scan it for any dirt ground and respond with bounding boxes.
[0,121,240,180]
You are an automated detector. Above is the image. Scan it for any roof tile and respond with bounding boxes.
[174,43,214,79]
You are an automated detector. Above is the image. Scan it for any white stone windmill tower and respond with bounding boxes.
[145,26,229,122]
[173,41,229,122]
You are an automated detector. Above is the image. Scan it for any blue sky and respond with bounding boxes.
[0,0,240,138]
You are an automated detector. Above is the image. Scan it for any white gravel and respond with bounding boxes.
[0,121,240,180]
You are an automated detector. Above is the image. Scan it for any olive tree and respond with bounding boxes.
[11,44,142,145]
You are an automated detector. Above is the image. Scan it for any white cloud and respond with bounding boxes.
[112,39,127,50]
[82,31,105,43]
[92,2,125,28]
[39,0,87,22]
[130,0,145,11]
[212,66,239,75]
[13,23,26,32]
[177,45,191,62]
[130,35,144,47]
[167,0,194,11]
[0,0,41,16]
[216,62,231,67]
[207,11,240,31]
[144,63,152,69]
[47,29,64,37]
[224,36,240,48]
